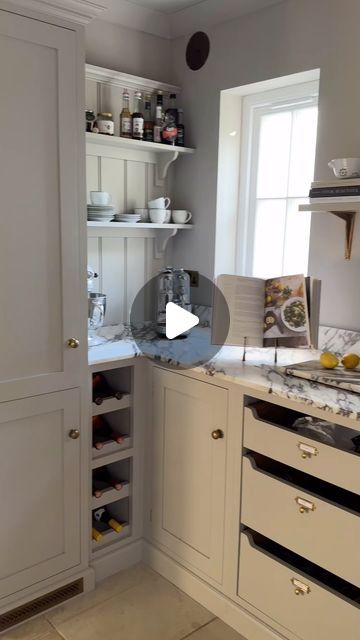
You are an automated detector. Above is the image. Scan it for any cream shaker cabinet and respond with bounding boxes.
[150,367,228,583]
[0,9,84,403]
[0,389,81,598]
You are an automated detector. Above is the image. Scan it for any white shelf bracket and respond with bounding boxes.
[154,228,178,258]
[155,150,179,186]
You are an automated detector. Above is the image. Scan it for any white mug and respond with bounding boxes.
[134,208,149,222]
[172,210,192,224]
[90,191,111,206]
[149,209,167,224]
[148,197,171,209]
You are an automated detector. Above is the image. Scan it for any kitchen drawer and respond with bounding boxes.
[241,455,360,586]
[243,404,359,494]
[238,532,359,640]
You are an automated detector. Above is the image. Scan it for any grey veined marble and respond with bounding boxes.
[89,324,360,422]
[319,325,360,356]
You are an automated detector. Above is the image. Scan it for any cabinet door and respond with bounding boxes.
[0,389,81,599]
[0,10,84,402]
[151,368,228,583]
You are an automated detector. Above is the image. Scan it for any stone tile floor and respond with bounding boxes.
[3,565,246,640]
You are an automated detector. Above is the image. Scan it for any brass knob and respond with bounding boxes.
[69,429,80,440]
[295,588,301,596]
[211,429,224,440]
[67,338,80,349]
[301,452,308,459]
[299,507,305,514]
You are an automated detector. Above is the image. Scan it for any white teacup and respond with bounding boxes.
[164,210,171,223]
[172,210,192,224]
[90,191,111,206]
[148,197,171,209]
[134,208,149,222]
[149,209,167,224]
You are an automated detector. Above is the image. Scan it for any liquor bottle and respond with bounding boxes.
[143,95,154,142]
[132,90,144,141]
[176,108,185,147]
[92,467,123,498]
[93,507,124,533]
[162,93,178,146]
[92,415,125,450]
[153,92,164,143]
[120,88,132,139]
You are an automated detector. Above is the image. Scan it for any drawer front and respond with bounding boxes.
[243,406,359,494]
[241,456,360,586]
[238,532,359,640]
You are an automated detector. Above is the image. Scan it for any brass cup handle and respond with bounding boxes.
[69,429,80,440]
[292,578,310,596]
[67,338,80,349]
[211,429,224,440]
[296,496,315,514]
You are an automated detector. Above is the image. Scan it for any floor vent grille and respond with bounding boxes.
[0,578,83,632]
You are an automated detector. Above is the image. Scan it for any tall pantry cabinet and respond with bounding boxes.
[0,1,93,622]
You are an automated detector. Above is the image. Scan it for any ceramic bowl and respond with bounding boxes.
[328,158,360,179]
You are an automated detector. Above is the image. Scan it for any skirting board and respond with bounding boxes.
[142,542,286,640]
[92,539,143,583]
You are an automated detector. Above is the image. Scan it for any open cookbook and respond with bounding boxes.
[212,274,321,348]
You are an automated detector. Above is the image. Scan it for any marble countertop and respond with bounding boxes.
[89,324,360,422]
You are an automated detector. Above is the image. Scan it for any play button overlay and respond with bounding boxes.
[129,272,230,370]
[166,302,199,339]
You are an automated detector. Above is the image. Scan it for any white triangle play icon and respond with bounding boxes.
[166,302,199,339]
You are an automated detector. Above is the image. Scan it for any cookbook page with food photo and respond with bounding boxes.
[263,275,311,347]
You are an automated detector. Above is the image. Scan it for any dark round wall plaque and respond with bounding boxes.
[186,32,210,71]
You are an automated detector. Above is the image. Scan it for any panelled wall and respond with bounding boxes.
[86,141,172,324]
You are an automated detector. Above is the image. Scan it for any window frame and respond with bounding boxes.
[236,80,319,277]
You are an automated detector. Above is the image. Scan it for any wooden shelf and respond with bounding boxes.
[92,447,134,470]
[299,201,357,260]
[87,222,193,256]
[92,523,131,553]
[86,132,194,155]
[87,222,193,229]
[92,393,131,417]
[91,483,130,509]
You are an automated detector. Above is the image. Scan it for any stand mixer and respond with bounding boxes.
[87,265,107,346]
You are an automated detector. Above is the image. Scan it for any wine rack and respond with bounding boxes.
[90,364,136,557]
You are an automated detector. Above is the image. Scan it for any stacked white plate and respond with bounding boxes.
[113,213,141,223]
[87,205,114,221]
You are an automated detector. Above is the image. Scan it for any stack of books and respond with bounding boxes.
[309,178,360,203]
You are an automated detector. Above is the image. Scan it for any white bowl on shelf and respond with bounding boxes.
[328,158,360,179]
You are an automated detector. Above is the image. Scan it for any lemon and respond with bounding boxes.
[342,353,360,370]
[320,352,339,369]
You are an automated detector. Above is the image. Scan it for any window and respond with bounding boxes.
[237,81,319,279]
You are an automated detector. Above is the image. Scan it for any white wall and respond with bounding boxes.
[85,19,171,82]
[171,0,360,329]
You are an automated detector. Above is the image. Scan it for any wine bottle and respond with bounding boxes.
[92,372,124,405]
[92,527,103,542]
[92,415,125,450]
[92,467,123,497]
[93,507,123,533]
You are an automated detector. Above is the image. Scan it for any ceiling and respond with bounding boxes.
[99,0,286,39]
[123,0,204,13]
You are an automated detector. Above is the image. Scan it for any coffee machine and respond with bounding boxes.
[156,267,191,337]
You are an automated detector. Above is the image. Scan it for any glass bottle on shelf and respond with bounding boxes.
[120,88,132,138]
[143,95,154,142]
[176,108,185,147]
[162,93,178,146]
[153,91,164,144]
[132,91,144,141]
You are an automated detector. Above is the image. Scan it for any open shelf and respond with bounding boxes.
[92,393,131,417]
[86,131,194,155]
[299,201,357,260]
[92,447,134,470]
[87,222,193,229]
[91,482,130,509]
[92,524,131,552]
